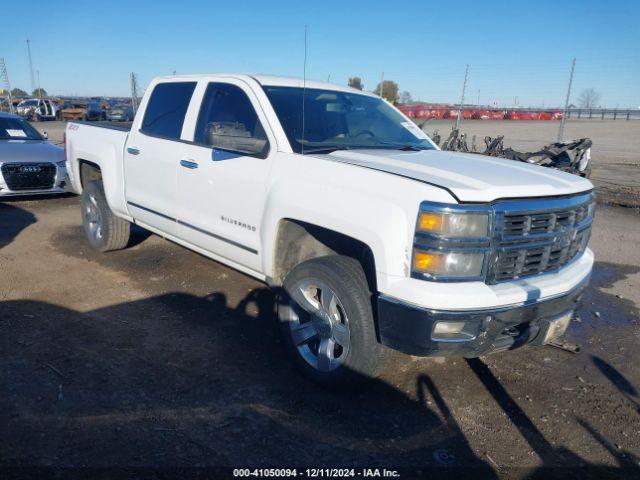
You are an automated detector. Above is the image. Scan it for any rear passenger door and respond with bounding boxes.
[124,81,196,237]
[177,80,274,273]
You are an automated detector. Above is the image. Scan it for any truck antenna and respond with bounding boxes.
[301,24,307,155]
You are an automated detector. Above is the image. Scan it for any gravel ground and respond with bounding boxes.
[0,194,639,477]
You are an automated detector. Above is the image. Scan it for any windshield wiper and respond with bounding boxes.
[302,146,353,154]
[371,142,429,151]
[302,144,429,154]
[394,145,423,151]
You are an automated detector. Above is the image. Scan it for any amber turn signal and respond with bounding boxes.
[418,212,444,232]
[414,251,444,272]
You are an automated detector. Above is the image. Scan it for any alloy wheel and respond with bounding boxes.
[84,193,103,240]
[285,279,351,372]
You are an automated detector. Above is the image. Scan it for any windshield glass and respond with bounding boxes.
[18,100,39,107]
[264,86,435,154]
[0,117,44,140]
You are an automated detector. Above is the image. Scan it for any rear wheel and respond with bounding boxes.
[81,181,130,252]
[277,255,389,387]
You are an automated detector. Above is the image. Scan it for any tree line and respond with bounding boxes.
[347,76,411,104]
[347,77,602,108]
[8,87,48,98]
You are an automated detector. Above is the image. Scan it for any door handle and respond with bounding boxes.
[127,147,140,155]
[180,159,199,169]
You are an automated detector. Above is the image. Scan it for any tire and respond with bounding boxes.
[81,181,130,252]
[277,255,389,387]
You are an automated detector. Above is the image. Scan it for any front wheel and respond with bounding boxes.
[277,255,389,387]
[81,181,130,252]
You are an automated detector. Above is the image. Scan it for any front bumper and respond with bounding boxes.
[0,164,67,197]
[377,276,588,357]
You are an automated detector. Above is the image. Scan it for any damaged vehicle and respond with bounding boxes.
[64,75,595,387]
[483,136,593,178]
[0,112,67,196]
[16,98,59,122]
[435,128,592,178]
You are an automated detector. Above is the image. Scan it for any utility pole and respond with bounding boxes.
[379,72,384,100]
[1,58,15,114]
[455,64,469,130]
[36,70,42,98]
[130,72,139,114]
[26,39,36,94]
[558,58,576,142]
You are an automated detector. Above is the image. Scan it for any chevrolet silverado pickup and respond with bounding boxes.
[65,74,595,386]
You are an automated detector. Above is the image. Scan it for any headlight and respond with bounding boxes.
[413,250,485,278]
[413,203,492,281]
[418,211,488,237]
[56,161,66,168]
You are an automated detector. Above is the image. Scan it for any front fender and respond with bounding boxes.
[262,181,409,279]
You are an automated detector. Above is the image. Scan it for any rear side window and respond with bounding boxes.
[194,83,268,157]
[141,82,196,139]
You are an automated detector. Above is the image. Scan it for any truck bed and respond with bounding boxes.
[65,121,131,217]
[72,121,132,131]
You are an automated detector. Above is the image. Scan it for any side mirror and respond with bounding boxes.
[205,122,267,157]
[42,132,48,140]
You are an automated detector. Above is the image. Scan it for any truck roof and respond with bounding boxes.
[153,73,374,96]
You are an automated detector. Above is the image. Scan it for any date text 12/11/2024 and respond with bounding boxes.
[232,468,401,478]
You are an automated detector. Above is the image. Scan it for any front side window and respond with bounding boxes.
[264,86,436,154]
[141,82,196,139]
[194,83,268,158]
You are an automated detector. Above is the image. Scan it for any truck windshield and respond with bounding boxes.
[263,86,435,154]
[0,117,44,141]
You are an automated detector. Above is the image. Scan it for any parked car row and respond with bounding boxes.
[14,98,134,123]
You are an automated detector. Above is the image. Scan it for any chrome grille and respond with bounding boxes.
[489,194,594,283]
[1,162,56,191]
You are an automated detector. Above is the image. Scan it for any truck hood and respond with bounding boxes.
[0,140,64,164]
[317,149,593,202]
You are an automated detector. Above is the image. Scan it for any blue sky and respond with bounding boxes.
[1,0,639,107]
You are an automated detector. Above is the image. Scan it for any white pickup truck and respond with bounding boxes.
[65,74,595,386]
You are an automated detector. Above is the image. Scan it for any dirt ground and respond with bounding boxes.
[1,193,639,477]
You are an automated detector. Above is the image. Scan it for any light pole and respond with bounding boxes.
[558,58,576,142]
[455,64,469,130]
[26,39,36,94]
